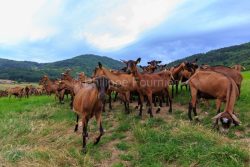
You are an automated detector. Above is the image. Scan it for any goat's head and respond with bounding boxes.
[213,112,240,133]
[84,76,121,102]
[93,62,105,77]
[122,58,141,74]
[39,75,48,85]
[147,60,161,67]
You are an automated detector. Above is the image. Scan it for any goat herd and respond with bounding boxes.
[1,58,246,153]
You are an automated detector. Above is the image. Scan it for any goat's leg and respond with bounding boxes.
[175,82,178,95]
[159,96,163,107]
[215,99,222,113]
[60,90,65,104]
[188,102,193,120]
[147,93,154,117]
[102,100,106,112]
[94,113,104,145]
[171,84,174,99]
[109,93,112,110]
[70,94,74,109]
[153,95,157,107]
[127,102,130,114]
[138,93,144,117]
[124,101,128,114]
[74,114,79,132]
[82,117,88,153]
[188,88,197,120]
[167,89,172,113]
[190,88,198,120]
[114,91,118,102]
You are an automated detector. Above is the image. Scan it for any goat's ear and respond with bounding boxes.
[136,58,141,64]
[193,58,198,63]
[157,61,162,64]
[231,113,240,125]
[98,62,102,68]
[139,65,143,69]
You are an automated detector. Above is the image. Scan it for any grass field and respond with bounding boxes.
[0,72,249,167]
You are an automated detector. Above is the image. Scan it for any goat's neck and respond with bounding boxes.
[132,67,143,82]
[103,68,134,83]
[73,81,82,94]
[173,63,184,75]
[224,81,237,114]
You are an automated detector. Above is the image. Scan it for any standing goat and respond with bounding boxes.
[124,58,173,117]
[73,76,120,153]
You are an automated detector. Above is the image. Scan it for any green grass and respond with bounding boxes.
[0,72,249,166]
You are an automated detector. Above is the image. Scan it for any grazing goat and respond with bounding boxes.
[201,65,243,95]
[73,76,119,153]
[188,70,240,132]
[124,58,173,117]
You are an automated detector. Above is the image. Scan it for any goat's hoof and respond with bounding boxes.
[194,118,200,123]
[93,138,100,145]
[82,148,87,154]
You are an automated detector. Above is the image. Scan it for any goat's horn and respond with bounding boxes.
[212,112,223,120]
[231,113,241,125]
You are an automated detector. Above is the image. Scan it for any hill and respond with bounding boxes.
[0,54,124,82]
[168,42,250,68]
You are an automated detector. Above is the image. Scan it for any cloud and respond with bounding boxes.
[81,0,183,50]
[0,0,249,63]
[0,0,63,45]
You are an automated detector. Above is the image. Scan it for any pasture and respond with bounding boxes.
[0,83,39,90]
[0,72,249,167]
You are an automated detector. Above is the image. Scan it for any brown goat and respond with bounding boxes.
[201,66,243,94]
[124,58,173,117]
[39,75,61,101]
[7,87,24,99]
[72,76,119,153]
[93,63,139,114]
[188,70,240,132]
[170,62,186,97]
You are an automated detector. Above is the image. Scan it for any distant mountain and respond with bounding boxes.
[0,54,124,82]
[168,42,250,68]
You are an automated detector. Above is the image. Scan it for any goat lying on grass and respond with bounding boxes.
[72,76,120,153]
[187,70,240,133]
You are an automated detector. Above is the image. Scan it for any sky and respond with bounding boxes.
[0,0,250,65]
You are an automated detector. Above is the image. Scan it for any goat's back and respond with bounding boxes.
[73,84,100,116]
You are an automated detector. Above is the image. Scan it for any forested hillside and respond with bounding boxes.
[0,54,124,82]
[168,42,250,68]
